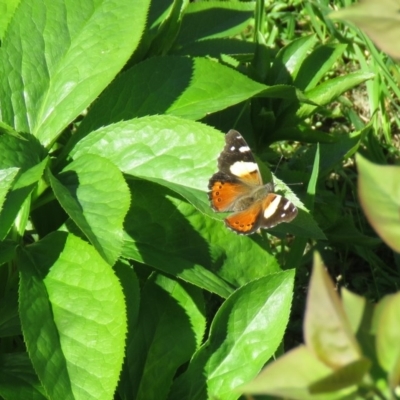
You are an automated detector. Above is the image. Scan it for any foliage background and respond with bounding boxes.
[0,0,399,399]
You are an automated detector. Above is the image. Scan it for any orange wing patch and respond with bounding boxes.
[209,181,248,212]
[224,201,262,234]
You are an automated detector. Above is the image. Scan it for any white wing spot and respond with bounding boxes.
[239,146,250,153]
[264,196,281,219]
[230,161,258,177]
[281,213,286,218]
[283,201,291,210]
[230,146,236,151]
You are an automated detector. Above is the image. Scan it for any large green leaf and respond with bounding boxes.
[168,270,295,400]
[0,0,150,147]
[73,56,267,140]
[71,115,221,214]
[49,154,130,266]
[122,180,280,297]
[124,274,206,400]
[18,232,127,400]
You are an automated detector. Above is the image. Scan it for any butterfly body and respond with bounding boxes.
[208,130,298,235]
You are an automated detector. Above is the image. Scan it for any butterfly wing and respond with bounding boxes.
[208,130,262,212]
[259,193,298,229]
[215,130,262,186]
[208,173,251,212]
[209,129,298,234]
[224,200,263,234]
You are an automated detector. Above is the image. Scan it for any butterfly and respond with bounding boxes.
[208,130,298,235]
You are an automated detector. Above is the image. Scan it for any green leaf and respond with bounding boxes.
[296,72,375,120]
[271,35,318,84]
[294,44,347,91]
[0,353,47,400]
[0,0,150,147]
[146,0,185,56]
[0,0,20,39]
[73,56,268,139]
[0,157,48,241]
[0,133,46,170]
[125,274,206,400]
[305,253,362,368]
[49,154,130,266]
[0,167,19,212]
[168,270,295,400]
[174,1,255,47]
[18,232,127,400]
[357,154,400,252]
[71,115,221,214]
[0,116,47,239]
[122,180,280,297]
[330,0,400,59]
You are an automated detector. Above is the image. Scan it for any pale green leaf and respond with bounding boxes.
[375,293,400,388]
[305,253,362,368]
[357,154,400,252]
[330,0,400,59]
[240,346,358,400]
